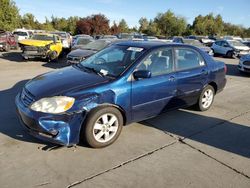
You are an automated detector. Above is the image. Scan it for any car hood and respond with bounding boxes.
[25,66,110,99]
[234,46,250,51]
[68,49,96,58]
[19,39,53,47]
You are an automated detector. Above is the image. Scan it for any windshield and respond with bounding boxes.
[31,34,54,41]
[228,40,246,47]
[83,40,110,51]
[79,45,145,77]
[184,39,203,47]
[13,31,28,36]
[52,32,66,38]
[76,38,93,45]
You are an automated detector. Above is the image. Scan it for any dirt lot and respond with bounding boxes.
[0,50,250,188]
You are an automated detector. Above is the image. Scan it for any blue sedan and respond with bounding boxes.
[15,41,227,148]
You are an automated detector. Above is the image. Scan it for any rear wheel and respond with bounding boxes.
[83,107,123,148]
[196,85,215,111]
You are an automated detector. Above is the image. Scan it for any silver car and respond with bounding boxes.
[211,40,250,58]
[238,54,250,73]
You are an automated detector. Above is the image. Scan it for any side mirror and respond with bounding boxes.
[133,70,151,80]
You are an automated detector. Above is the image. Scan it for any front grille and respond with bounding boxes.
[24,46,38,51]
[21,89,35,107]
[243,61,250,66]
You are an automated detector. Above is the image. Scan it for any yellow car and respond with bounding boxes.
[19,33,63,62]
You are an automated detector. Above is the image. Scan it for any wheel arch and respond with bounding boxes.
[208,81,218,94]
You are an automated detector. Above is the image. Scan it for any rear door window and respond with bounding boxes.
[175,48,205,71]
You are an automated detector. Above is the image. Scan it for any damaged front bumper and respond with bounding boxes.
[22,45,49,59]
[15,93,86,146]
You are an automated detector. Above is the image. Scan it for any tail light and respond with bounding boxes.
[224,64,227,74]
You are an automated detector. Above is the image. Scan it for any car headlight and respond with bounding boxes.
[30,96,75,114]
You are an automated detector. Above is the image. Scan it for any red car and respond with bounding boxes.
[0,30,18,51]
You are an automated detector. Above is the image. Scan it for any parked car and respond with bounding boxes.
[19,33,63,62]
[243,41,250,48]
[16,41,226,148]
[71,37,94,51]
[72,34,92,45]
[238,54,250,73]
[143,35,159,41]
[211,40,250,58]
[67,39,116,64]
[51,31,71,49]
[13,29,30,41]
[101,35,118,40]
[173,37,213,55]
[0,30,18,51]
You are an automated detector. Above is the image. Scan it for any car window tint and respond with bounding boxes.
[176,49,203,71]
[138,48,173,77]
[216,41,221,46]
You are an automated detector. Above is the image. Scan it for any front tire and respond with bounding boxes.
[83,107,123,148]
[197,85,215,111]
[226,51,233,58]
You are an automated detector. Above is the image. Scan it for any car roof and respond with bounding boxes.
[114,41,195,50]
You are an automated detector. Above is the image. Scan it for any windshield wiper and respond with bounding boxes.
[83,66,105,77]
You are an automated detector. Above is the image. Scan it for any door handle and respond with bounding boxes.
[169,76,175,82]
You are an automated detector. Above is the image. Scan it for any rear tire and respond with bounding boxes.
[83,107,123,148]
[196,85,215,111]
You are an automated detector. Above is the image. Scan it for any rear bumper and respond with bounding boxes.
[15,93,86,146]
[217,78,227,94]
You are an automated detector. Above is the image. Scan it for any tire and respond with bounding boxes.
[83,107,123,148]
[226,51,233,58]
[196,85,215,111]
[47,51,58,63]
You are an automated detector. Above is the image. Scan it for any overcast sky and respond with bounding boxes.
[15,0,250,28]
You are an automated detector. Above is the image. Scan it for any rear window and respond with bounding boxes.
[13,31,28,36]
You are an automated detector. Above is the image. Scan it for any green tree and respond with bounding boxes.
[40,17,54,31]
[139,17,149,33]
[192,14,224,36]
[66,16,79,35]
[0,0,21,31]
[21,13,38,29]
[154,10,187,37]
[118,19,129,33]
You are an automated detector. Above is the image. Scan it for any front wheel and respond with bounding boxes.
[226,51,233,58]
[196,85,215,111]
[83,107,123,148]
